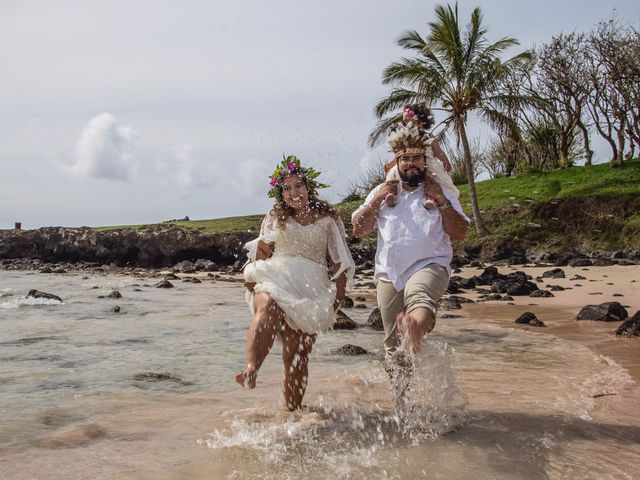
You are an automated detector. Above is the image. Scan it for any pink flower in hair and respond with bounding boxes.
[287,162,298,172]
[269,177,278,186]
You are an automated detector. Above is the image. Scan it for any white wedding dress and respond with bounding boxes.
[243,213,355,334]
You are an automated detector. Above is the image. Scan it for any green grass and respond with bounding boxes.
[95,215,265,234]
[458,159,640,213]
[94,159,640,250]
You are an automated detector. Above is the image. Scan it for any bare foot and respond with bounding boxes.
[235,366,257,388]
[385,193,397,207]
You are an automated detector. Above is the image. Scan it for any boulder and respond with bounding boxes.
[576,302,629,322]
[194,259,218,271]
[112,305,121,313]
[336,344,368,355]
[529,290,554,298]
[333,310,359,330]
[615,311,640,337]
[568,258,593,267]
[342,296,354,308]
[26,289,62,302]
[515,311,545,326]
[446,295,474,304]
[107,290,122,298]
[367,307,384,330]
[173,260,196,273]
[154,279,174,289]
[440,298,462,310]
[541,268,565,279]
[547,285,565,291]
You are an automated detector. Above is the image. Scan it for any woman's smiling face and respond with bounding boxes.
[282,175,309,210]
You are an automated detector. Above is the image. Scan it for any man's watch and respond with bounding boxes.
[437,199,453,211]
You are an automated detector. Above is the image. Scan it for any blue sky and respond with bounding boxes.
[1,0,638,228]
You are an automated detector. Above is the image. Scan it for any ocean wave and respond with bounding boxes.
[0,296,64,309]
[584,355,636,397]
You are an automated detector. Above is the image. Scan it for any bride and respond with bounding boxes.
[235,155,355,411]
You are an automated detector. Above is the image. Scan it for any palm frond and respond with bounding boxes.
[382,58,434,87]
[368,113,405,147]
[373,87,422,118]
[396,29,427,52]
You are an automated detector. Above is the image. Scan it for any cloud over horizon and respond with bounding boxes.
[69,113,139,181]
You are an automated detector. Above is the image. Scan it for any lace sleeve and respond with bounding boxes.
[327,217,355,286]
[245,211,278,262]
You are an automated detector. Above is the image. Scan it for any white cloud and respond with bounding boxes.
[227,157,272,198]
[156,144,216,189]
[69,113,139,181]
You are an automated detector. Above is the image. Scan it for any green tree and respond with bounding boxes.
[370,2,532,236]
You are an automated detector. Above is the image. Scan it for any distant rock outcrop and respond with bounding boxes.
[0,226,254,268]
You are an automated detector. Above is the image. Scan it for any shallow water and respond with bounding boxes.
[1,270,638,479]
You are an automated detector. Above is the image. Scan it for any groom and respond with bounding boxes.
[351,123,469,355]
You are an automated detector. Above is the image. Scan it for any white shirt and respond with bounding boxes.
[352,184,470,291]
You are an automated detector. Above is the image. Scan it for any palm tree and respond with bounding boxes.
[370,2,533,236]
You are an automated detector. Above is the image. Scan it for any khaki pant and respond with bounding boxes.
[376,263,450,354]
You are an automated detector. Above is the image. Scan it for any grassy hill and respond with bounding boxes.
[96,159,640,251]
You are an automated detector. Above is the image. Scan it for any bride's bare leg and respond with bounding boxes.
[235,292,285,388]
[281,325,316,411]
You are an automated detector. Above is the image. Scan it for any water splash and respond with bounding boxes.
[199,338,465,478]
[0,296,63,309]
[386,337,467,442]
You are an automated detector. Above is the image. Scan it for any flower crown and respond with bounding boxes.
[267,154,329,200]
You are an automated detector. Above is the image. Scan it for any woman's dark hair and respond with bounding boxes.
[405,104,435,130]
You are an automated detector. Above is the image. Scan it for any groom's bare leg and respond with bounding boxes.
[404,307,435,352]
[235,292,284,388]
[281,326,315,411]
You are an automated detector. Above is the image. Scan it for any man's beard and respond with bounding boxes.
[399,167,425,187]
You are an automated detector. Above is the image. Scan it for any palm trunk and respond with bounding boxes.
[458,120,489,236]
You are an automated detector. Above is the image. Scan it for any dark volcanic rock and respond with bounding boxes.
[541,268,565,279]
[367,307,384,330]
[154,279,174,289]
[440,298,462,310]
[26,289,62,302]
[132,372,193,386]
[342,296,354,308]
[336,344,368,355]
[568,258,593,267]
[0,226,254,268]
[446,295,474,304]
[515,311,545,326]
[529,290,554,298]
[107,290,122,298]
[576,302,629,322]
[173,260,196,273]
[615,311,640,337]
[547,285,566,291]
[334,310,359,330]
[112,305,121,313]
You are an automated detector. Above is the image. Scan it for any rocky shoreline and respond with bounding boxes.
[2,225,640,272]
